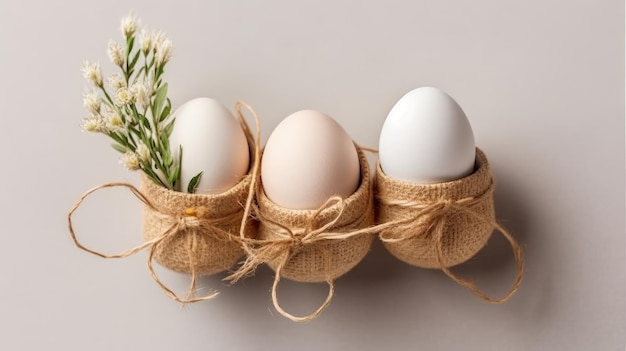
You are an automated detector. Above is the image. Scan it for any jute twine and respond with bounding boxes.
[374,148,524,303]
[68,100,262,303]
[227,145,375,322]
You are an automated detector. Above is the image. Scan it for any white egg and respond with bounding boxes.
[169,97,250,194]
[261,110,360,210]
[379,87,476,183]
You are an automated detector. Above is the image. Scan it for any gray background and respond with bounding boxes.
[1,0,623,350]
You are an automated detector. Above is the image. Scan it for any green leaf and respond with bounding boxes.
[173,145,183,187]
[159,98,172,122]
[164,153,173,168]
[147,56,155,71]
[143,166,168,189]
[128,125,140,136]
[126,36,135,53]
[111,143,127,153]
[169,164,180,185]
[162,138,172,167]
[187,172,203,194]
[109,132,129,149]
[140,114,151,129]
[129,50,141,70]
[159,131,170,151]
[152,83,168,119]
[163,117,175,137]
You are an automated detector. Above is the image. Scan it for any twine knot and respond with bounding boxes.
[376,181,524,304]
[67,182,245,304]
[287,233,306,254]
[178,214,201,231]
[177,206,211,231]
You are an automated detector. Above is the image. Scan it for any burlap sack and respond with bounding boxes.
[139,101,261,277]
[68,101,262,302]
[255,146,375,283]
[141,172,256,275]
[375,148,495,268]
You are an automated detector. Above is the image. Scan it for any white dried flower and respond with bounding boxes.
[81,61,103,86]
[107,72,126,91]
[80,115,106,133]
[119,151,140,170]
[120,12,139,39]
[131,81,151,111]
[104,107,125,132]
[115,87,135,106]
[136,143,150,163]
[82,90,101,114]
[152,31,166,52]
[155,38,173,66]
[139,29,154,55]
[107,40,125,67]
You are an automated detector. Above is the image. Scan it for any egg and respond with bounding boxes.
[261,110,360,210]
[169,97,250,194]
[379,87,476,183]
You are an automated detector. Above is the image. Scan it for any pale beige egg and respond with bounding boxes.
[261,110,360,210]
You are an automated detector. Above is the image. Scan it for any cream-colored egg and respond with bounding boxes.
[379,87,476,183]
[169,97,249,193]
[261,110,360,210]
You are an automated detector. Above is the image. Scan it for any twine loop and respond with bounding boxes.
[67,181,249,303]
[226,194,376,322]
[68,100,262,305]
[376,181,524,304]
[234,100,262,242]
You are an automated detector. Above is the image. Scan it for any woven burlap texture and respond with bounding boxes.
[141,172,255,276]
[375,148,494,268]
[255,146,375,283]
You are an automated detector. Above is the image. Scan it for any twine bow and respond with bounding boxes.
[228,195,374,322]
[68,100,262,304]
[377,183,524,304]
[67,181,248,303]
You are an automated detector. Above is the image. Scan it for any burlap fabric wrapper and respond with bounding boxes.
[68,100,262,303]
[140,172,256,275]
[376,148,494,268]
[256,146,375,283]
